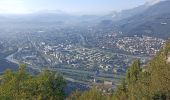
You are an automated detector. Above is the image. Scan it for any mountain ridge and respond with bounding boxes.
[116,0,170,39]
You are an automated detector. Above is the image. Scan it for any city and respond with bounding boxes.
[0,24,166,92]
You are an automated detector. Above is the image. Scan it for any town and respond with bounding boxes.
[0,21,166,93]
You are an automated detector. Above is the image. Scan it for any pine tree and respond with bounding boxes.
[126,59,141,100]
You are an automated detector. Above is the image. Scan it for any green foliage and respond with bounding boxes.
[79,88,105,100]
[126,59,141,84]
[113,79,128,100]
[67,87,110,100]
[67,90,82,100]
[0,64,66,100]
[125,59,142,100]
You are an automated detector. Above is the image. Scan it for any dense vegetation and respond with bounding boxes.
[68,40,170,100]
[1,41,170,100]
[0,64,66,100]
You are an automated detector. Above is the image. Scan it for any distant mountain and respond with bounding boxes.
[35,9,67,14]
[107,4,149,21]
[116,0,170,39]
[146,0,162,6]
[1,0,170,39]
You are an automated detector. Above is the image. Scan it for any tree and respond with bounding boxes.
[0,64,66,100]
[126,59,141,100]
[148,42,170,99]
[68,87,107,100]
[67,90,82,100]
[36,70,66,100]
[113,79,128,100]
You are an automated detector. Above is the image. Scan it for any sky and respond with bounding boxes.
[0,0,156,14]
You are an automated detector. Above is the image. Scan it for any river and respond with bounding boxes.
[0,48,22,73]
[0,59,18,73]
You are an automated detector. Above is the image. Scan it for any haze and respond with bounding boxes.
[0,0,151,15]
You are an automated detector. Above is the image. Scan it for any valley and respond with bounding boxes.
[0,0,170,94]
[0,23,165,92]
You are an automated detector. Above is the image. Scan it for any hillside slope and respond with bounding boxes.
[116,0,170,39]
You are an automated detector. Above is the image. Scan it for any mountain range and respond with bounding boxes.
[109,0,170,39]
[0,0,170,39]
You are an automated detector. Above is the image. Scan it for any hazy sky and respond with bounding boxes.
[0,0,153,14]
